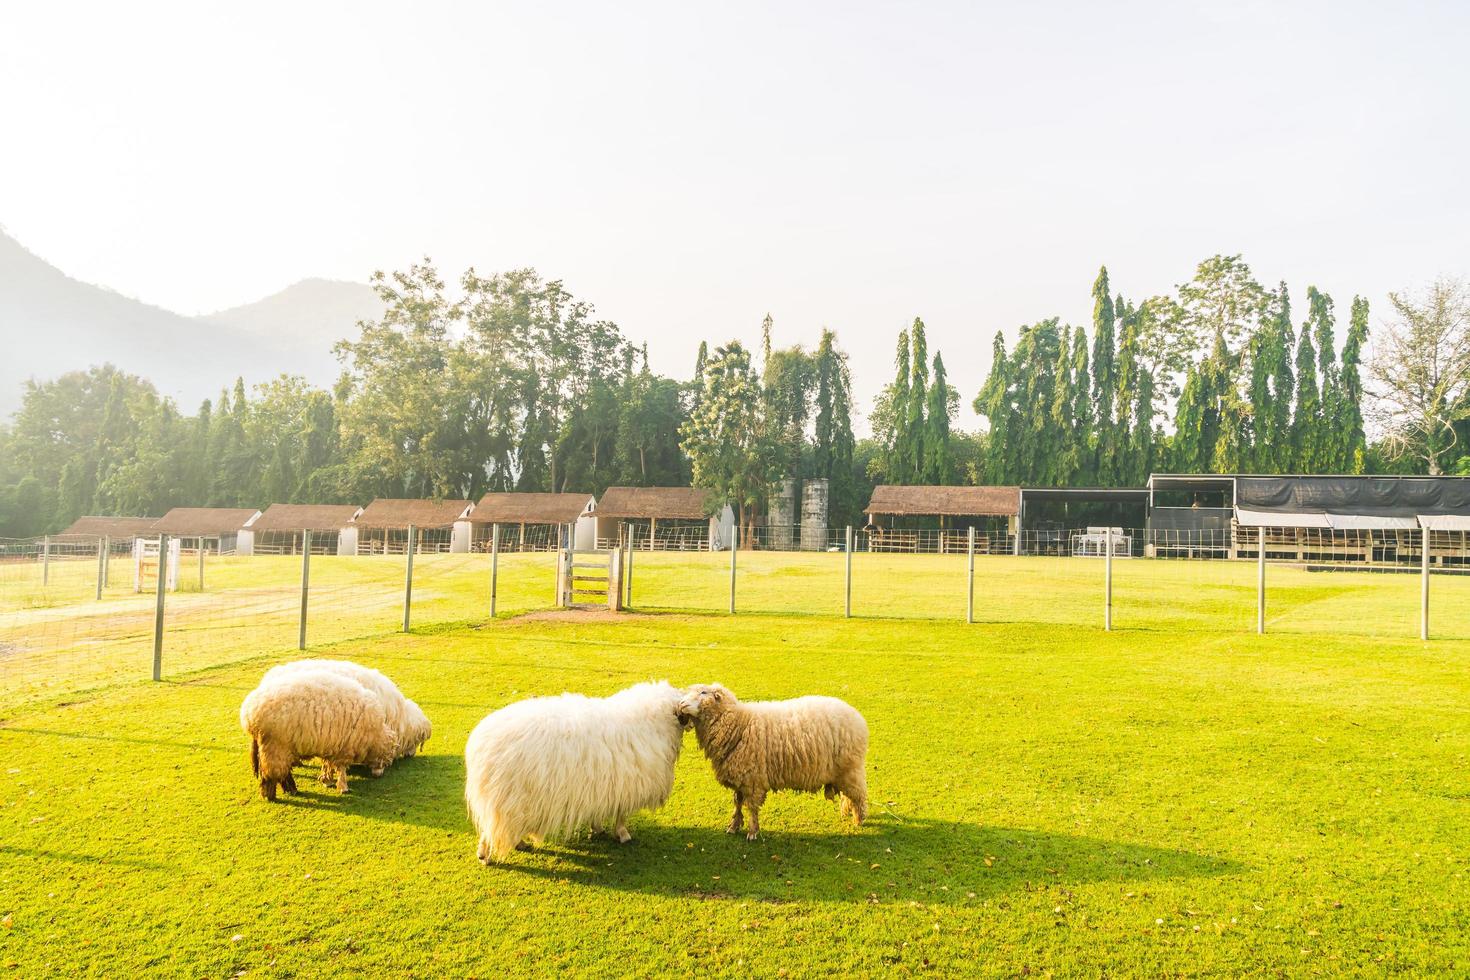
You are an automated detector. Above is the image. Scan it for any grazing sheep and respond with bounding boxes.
[464,681,685,863]
[678,683,868,840]
[240,668,398,800]
[263,659,431,785]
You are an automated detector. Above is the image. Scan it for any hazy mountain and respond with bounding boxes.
[0,230,381,417]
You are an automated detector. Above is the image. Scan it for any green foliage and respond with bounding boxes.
[680,341,772,533]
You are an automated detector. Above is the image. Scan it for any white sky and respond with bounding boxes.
[2,1,1467,430]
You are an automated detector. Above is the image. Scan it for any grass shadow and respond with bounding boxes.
[481,814,1245,906]
[271,752,467,834]
[0,726,234,754]
[0,844,177,872]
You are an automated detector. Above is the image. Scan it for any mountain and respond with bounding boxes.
[0,230,381,417]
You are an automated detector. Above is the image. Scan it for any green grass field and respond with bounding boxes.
[3,553,1469,975]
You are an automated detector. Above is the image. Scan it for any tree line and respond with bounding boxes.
[2,255,1468,538]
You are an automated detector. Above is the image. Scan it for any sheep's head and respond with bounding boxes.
[677,683,735,726]
[402,699,432,755]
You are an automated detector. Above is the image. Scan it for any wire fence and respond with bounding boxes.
[4,526,1468,713]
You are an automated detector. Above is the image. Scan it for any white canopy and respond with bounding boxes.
[1418,514,1470,531]
[1234,508,1329,528]
[1325,513,1419,531]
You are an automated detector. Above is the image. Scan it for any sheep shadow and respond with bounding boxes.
[271,752,468,834]
[489,815,1244,906]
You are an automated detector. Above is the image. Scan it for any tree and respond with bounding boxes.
[974,333,1011,485]
[812,329,858,523]
[1090,268,1116,480]
[925,352,953,483]
[681,341,772,541]
[1369,278,1470,474]
[1293,290,1324,470]
[904,318,929,483]
[1339,297,1370,472]
[882,328,912,482]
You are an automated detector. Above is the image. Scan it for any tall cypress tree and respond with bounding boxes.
[1340,297,1370,473]
[1293,295,1321,471]
[974,332,1010,484]
[1268,283,1295,473]
[889,328,911,482]
[1310,288,1339,469]
[906,318,929,482]
[1069,327,1092,483]
[1114,303,1140,483]
[1090,268,1116,482]
[1049,325,1077,485]
[926,352,952,483]
[1133,367,1155,478]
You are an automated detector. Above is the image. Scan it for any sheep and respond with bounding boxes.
[240,668,398,800]
[262,658,431,785]
[464,680,685,863]
[678,683,868,840]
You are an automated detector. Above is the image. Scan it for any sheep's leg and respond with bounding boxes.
[745,790,766,841]
[614,819,632,844]
[725,791,744,834]
[317,761,336,786]
[823,784,836,801]
[837,770,867,825]
[281,771,299,795]
[260,778,277,802]
[333,763,350,794]
[477,837,491,865]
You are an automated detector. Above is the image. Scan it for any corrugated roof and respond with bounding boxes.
[865,485,1021,517]
[251,503,364,532]
[56,516,160,539]
[354,498,472,529]
[152,507,262,535]
[596,487,716,520]
[469,492,594,524]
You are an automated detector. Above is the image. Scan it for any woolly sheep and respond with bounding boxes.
[678,683,868,840]
[240,668,398,800]
[464,681,685,863]
[263,658,431,785]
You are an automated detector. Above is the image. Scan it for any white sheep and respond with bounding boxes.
[240,668,398,800]
[678,683,868,839]
[464,681,685,863]
[263,658,431,786]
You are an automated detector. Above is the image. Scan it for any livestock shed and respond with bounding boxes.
[1230,474,1470,566]
[241,503,363,556]
[151,508,262,554]
[354,498,473,554]
[1018,487,1152,557]
[595,487,734,550]
[55,516,160,552]
[464,493,596,552]
[864,485,1021,554]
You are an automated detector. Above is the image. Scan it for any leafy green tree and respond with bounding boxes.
[681,341,772,541]
[925,352,953,484]
[1090,268,1116,480]
[1339,297,1370,472]
[904,318,929,483]
[1293,290,1324,470]
[813,329,858,523]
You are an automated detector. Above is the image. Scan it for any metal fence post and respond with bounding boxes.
[1421,532,1430,641]
[967,526,976,624]
[298,529,311,650]
[1103,530,1113,632]
[152,534,168,681]
[844,525,853,618]
[729,524,738,614]
[95,537,106,601]
[42,534,50,586]
[102,535,110,588]
[403,524,415,633]
[198,542,205,592]
[489,523,500,618]
[1256,527,1266,635]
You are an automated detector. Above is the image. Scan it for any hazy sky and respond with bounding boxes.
[2,1,1467,429]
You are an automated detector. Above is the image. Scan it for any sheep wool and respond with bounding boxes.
[240,668,398,800]
[263,658,432,761]
[679,683,868,840]
[464,681,685,863]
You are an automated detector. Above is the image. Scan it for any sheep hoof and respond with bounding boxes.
[745,831,760,841]
[616,827,632,844]
[725,822,742,835]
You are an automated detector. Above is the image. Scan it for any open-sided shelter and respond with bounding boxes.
[55,516,160,552]
[241,504,364,556]
[594,487,734,550]
[353,498,473,554]
[151,507,262,554]
[464,492,596,552]
[864,485,1021,553]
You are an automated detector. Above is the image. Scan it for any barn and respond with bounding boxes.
[594,487,734,550]
[150,508,262,554]
[353,498,473,554]
[463,492,596,552]
[55,516,160,552]
[241,503,364,556]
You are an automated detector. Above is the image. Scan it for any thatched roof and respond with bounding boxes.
[56,516,160,539]
[596,487,716,520]
[865,485,1021,517]
[252,503,364,533]
[355,498,472,529]
[469,492,594,524]
[152,507,263,535]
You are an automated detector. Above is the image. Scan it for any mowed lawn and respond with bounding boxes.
[2,556,1469,976]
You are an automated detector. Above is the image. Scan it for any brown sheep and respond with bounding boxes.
[678,683,868,839]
